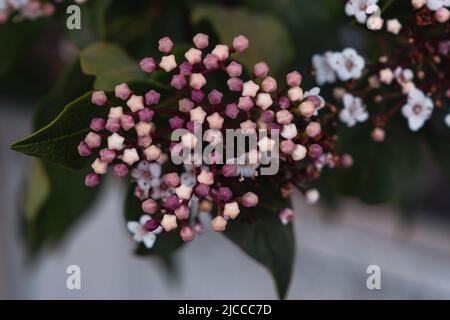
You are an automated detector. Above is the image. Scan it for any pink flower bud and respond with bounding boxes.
[299,101,315,118]
[211,44,229,61]
[226,61,243,77]
[191,89,205,103]
[242,192,259,207]
[206,89,222,105]
[194,222,205,234]
[164,195,180,210]
[224,202,240,219]
[85,173,100,187]
[195,183,210,197]
[227,77,243,92]
[232,35,249,53]
[142,199,158,214]
[254,62,269,78]
[178,98,194,113]
[308,144,323,158]
[197,170,214,185]
[279,208,294,225]
[281,140,295,154]
[169,116,184,129]
[91,91,107,106]
[179,62,193,75]
[193,33,209,49]
[222,164,237,177]
[90,118,105,132]
[341,154,353,168]
[190,73,207,90]
[175,205,189,220]
[138,108,154,122]
[139,57,156,73]
[114,163,129,177]
[276,110,293,125]
[99,148,115,163]
[143,219,160,232]
[138,135,152,148]
[225,103,239,119]
[371,127,385,142]
[84,132,102,149]
[214,187,231,202]
[260,110,275,123]
[170,74,187,90]
[105,118,120,133]
[120,114,135,131]
[261,76,277,93]
[158,36,174,53]
[278,96,291,109]
[115,83,132,100]
[203,54,219,69]
[238,96,254,111]
[211,216,227,232]
[305,122,321,137]
[163,172,181,187]
[78,141,92,157]
[180,226,195,241]
[145,90,160,105]
[435,8,449,23]
[286,71,302,87]
[206,112,224,129]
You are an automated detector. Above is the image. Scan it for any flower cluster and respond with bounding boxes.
[78,34,345,249]
[345,0,449,32]
[313,1,449,138]
[0,0,86,23]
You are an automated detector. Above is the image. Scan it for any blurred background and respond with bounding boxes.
[1,0,450,299]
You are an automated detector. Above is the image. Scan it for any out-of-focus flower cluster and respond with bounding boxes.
[0,0,86,23]
[77,34,346,249]
[313,0,449,138]
[345,0,449,32]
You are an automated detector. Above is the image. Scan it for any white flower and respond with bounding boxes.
[127,215,162,249]
[401,89,434,131]
[312,52,336,85]
[339,93,369,127]
[329,48,365,81]
[131,161,163,199]
[427,0,450,11]
[345,0,380,23]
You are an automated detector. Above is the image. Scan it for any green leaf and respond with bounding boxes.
[80,42,145,90]
[334,118,423,205]
[124,185,185,255]
[11,92,107,170]
[191,4,294,74]
[223,183,295,299]
[22,61,101,253]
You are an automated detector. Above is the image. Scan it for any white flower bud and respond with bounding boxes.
[255,93,273,110]
[159,54,177,72]
[211,44,229,61]
[92,158,108,174]
[107,133,125,150]
[281,124,298,140]
[184,48,202,65]
[242,80,260,97]
[127,95,144,112]
[287,86,304,101]
[189,73,207,90]
[292,144,307,161]
[161,214,177,232]
[190,106,207,123]
[224,202,240,220]
[108,107,123,119]
[144,145,162,161]
[122,148,139,165]
[175,184,193,200]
